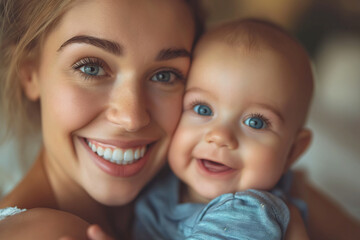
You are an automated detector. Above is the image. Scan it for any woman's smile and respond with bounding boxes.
[86,138,148,165]
[81,137,154,177]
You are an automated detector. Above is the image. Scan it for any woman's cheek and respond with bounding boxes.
[42,83,106,132]
[153,93,184,135]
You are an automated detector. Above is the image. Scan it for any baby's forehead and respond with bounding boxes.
[196,19,313,88]
[200,19,304,60]
[190,20,314,125]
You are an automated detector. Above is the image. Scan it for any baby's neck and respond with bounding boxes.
[180,182,210,204]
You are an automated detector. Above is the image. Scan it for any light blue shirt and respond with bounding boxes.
[134,171,293,240]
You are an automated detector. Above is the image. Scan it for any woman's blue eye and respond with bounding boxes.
[193,104,212,116]
[244,117,266,129]
[79,65,105,76]
[151,71,172,82]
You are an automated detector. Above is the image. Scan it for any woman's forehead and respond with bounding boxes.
[45,0,195,56]
[61,1,193,39]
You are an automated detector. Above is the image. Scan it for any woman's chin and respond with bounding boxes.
[89,187,141,206]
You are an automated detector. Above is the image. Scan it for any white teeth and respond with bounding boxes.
[91,144,97,152]
[141,146,146,157]
[112,149,123,164]
[97,147,104,156]
[134,148,140,160]
[103,148,112,160]
[124,149,134,164]
[86,139,147,165]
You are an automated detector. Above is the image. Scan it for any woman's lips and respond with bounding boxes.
[81,137,152,177]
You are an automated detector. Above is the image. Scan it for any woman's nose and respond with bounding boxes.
[205,126,238,150]
[106,81,150,132]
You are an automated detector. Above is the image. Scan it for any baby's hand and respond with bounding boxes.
[59,225,114,240]
[87,225,115,240]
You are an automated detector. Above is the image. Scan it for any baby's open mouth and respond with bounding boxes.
[200,159,233,173]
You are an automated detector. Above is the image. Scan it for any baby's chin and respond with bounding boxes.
[192,186,240,203]
[193,183,274,203]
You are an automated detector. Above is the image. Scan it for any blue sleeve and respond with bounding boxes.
[186,190,289,240]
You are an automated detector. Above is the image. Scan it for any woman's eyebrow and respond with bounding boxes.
[57,35,191,60]
[57,35,123,55]
[156,48,191,61]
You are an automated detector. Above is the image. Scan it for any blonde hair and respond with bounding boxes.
[0,0,75,141]
[0,0,205,142]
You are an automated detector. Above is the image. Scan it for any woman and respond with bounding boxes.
[1,0,358,239]
[0,0,201,238]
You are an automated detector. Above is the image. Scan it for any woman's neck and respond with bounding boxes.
[41,147,118,234]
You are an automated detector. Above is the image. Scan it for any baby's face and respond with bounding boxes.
[168,39,311,201]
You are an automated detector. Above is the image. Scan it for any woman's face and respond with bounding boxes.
[25,0,195,205]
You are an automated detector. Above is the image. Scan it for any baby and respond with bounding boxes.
[134,18,313,240]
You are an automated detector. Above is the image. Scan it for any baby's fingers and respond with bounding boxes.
[87,224,114,240]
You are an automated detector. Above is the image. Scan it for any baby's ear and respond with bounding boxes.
[20,60,40,101]
[284,129,312,172]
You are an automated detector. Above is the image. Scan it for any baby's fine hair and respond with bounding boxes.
[205,18,307,57]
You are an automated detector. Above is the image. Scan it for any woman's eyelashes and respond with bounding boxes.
[71,57,185,85]
[150,68,185,85]
[244,113,271,130]
[72,57,109,80]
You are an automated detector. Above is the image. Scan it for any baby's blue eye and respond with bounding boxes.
[244,117,266,129]
[151,71,172,82]
[193,104,212,116]
[79,65,105,76]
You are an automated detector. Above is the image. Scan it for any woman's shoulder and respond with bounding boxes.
[0,207,90,240]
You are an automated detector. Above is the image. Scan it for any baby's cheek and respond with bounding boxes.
[168,122,195,164]
[243,140,286,188]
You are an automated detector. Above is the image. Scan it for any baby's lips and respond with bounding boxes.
[200,159,233,173]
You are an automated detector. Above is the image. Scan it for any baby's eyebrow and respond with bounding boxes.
[58,35,123,56]
[185,87,209,94]
[255,103,285,123]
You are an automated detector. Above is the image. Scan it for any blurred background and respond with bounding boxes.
[1,0,360,221]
